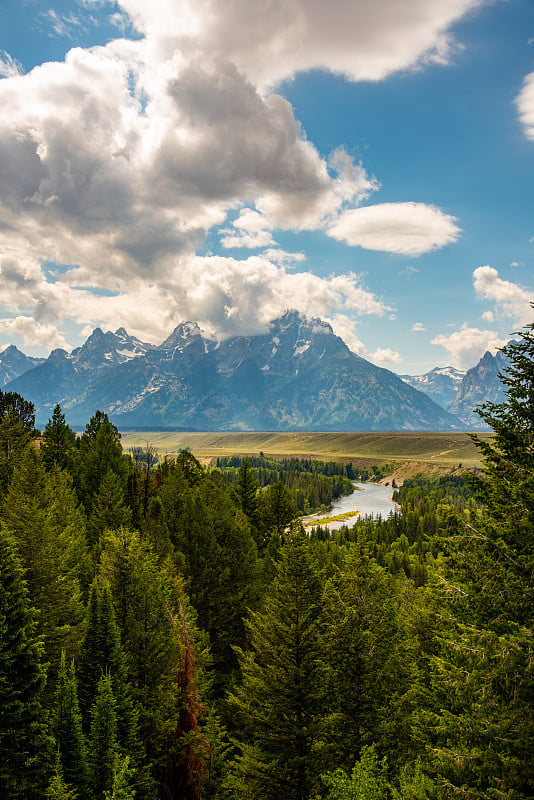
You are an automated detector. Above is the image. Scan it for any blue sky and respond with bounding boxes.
[0,0,533,373]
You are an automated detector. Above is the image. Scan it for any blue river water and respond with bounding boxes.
[303,481,399,531]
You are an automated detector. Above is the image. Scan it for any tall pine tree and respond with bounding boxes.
[0,526,51,798]
[228,525,322,800]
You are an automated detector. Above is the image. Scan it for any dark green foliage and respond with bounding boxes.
[0,526,50,798]
[426,325,534,798]
[41,404,77,473]
[98,529,183,758]
[0,407,32,494]
[229,526,322,800]
[89,673,119,799]
[257,480,298,545]
[76,411,127,514]
[2,448,88,688]
[46,756,78,800]
[52,651,89,798]
[218,455,355,515]
[159,466,259,686]
[236,458,260,529]
[88,469,132,549]
[319,545,414,773]
[77,582,138,757]
[0,389,36,433]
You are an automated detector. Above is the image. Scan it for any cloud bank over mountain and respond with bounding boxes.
[0,0,491,357]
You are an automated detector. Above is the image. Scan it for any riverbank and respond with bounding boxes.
[300,481,400,531]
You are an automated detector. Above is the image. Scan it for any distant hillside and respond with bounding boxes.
[5,311,462,432]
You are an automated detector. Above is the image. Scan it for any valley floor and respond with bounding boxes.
[120,430,490,479]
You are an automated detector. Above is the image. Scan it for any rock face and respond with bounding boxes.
[6,328,153,423]
[448,349,508,428]
[0,346,44,386]
[399,366,465,409]
[5,312,464,431]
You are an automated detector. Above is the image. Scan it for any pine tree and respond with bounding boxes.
[52,651,89,799]
[41,403,77,473]
[77,582,138,757]
[46,756,78,800]
[319,544,413,774]
[88,469,132,550]
[75,411,126,514]
[89,673,119,799]
[0,526,51,798]
[258,480,298,545]
[98,529,182,761]
[236,459,260,530]
[428,324,534,797]
[2,448,88,689]
[0,407,31,494]
[228,525,322,800]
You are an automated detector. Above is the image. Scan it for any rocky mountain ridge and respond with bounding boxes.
[4,312,463,431]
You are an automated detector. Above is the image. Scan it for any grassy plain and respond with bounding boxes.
[120,430,491,479]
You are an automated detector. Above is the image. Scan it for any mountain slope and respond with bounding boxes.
[8,311,463,431]
[448,349,508,428]
[399,366,465,409]
[0,346,44,387]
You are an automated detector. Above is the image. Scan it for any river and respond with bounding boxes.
[303,481,400,531]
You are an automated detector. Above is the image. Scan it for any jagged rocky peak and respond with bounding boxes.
[269,310,333,338]
[160,321,204,349]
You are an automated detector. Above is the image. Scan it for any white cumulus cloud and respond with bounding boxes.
[110,0,485,90]
[431,324,507,369]
[370,347,403,366]
[0,0,485,350]
[328,202,461,255]
[516,71,534,140]
[473,266,533,325]
[412,321,427,331]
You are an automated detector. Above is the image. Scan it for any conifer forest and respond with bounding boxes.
[1,325,533,800]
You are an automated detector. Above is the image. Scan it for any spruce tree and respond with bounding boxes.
[228,525,322,800]
[2,448,88,689]
[0,526,51,798]
[41,403,77,473]
[89,673,119,799]
[236,458,260,530]
[52,651,89,798]
[428,324,534,797]
[319,544,413,774]
[75,411,126,514]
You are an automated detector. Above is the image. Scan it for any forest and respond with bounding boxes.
[0,325,533,800]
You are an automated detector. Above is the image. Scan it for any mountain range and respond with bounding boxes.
[1,312,508,432]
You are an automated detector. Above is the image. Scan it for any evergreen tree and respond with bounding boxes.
[98,529,183,761]
[46,756,78,800]
[77,582,138,757]
[52,651,89,799]
[160,472,259,688]
[41,403,77,473]
[2,449,88,687]
[0,526,51,798]
[89,673,119,800]
[228,526,322,800]
[76,411,126,514]
[319,544,413,774]
[0,407,31,494]
[428,324,534,797]
[236,458,260,530]
[258,480,298,545]
[88,469,132,550]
